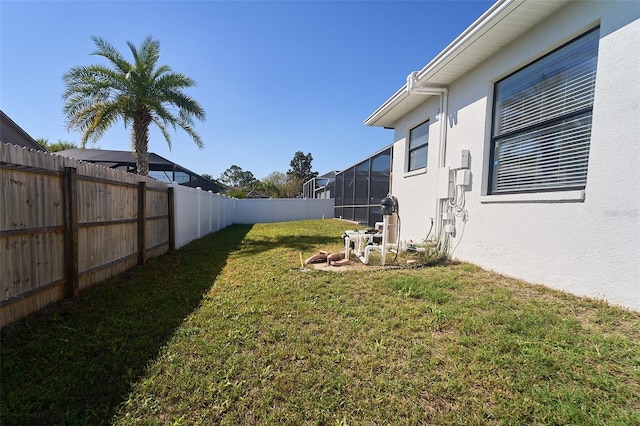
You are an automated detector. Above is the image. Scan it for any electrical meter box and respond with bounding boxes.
[456,169,471,186]
[449,149,470,169]
[460,149,470,169]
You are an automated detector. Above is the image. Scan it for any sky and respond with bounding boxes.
[1,0,494,181]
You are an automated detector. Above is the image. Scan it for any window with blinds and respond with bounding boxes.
[489,28,599,194]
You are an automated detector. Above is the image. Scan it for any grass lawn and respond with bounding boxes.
[1,219,639,425]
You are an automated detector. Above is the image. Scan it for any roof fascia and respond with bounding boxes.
[364,0,523,127]
[413,0,523,83]
[0,110,46,151]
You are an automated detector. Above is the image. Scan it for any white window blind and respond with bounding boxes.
[490,28,599,194]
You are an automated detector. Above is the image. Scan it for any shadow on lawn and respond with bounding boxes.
[0,225,252,426]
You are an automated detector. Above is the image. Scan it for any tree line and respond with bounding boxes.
[205,151,318,198]
[36,35,319,199]
[37,136,319,198]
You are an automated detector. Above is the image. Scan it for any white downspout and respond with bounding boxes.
[437,89,449,255]
[406,72,449,250]
[406,71,448,166]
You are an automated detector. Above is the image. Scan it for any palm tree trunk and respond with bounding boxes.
[133,113,152,176]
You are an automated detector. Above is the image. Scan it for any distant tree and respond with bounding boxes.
[225,189,247,199]
[35,138,49,150]
[219,165,257,189]
[62,35,205,176]
[284,176,304,198]
[263,171,301,198]
[262,171,288,190]
[286,151,318,196]
[36,138,78,152]
[251,180,280,198]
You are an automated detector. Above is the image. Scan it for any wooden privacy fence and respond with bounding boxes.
[1,143,171,327]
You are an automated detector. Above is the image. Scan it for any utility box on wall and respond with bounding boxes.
[460,149,470,169]
[450,149,470,170]
[437,166,453,199]
[456,169,471,186]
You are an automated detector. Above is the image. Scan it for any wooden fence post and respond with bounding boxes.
[168,186,175,250]
[137,181,146,265]
[63,167,79,298]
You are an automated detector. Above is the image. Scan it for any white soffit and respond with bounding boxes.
[364,0,571,128]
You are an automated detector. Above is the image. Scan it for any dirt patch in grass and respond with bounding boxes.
[309,262,383,272]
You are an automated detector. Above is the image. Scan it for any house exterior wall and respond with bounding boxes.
[390,104,441,240]
[388,1,639,310]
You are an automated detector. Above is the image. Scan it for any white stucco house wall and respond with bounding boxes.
[365,0,639,310]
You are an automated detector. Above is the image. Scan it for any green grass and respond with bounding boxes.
[1,219,639,425]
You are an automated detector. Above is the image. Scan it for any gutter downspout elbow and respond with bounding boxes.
[406,71,448,97]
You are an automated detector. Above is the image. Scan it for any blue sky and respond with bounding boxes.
[1,0,494,180]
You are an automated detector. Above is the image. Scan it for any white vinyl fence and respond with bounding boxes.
[235,198,334,225]
[170,183,334,249]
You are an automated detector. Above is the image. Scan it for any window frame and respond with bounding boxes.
[487,27,600,196]
[407,120,429,172]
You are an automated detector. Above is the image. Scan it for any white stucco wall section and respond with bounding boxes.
[389,1,640,310]
[390,101,442,243]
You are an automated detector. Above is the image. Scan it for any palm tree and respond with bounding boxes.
[251,180,281,198]
[63,36,205,176]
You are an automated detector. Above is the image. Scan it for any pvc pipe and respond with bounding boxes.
[344,236,351,259]
[381,215,388,266]
[359,244,381,265]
